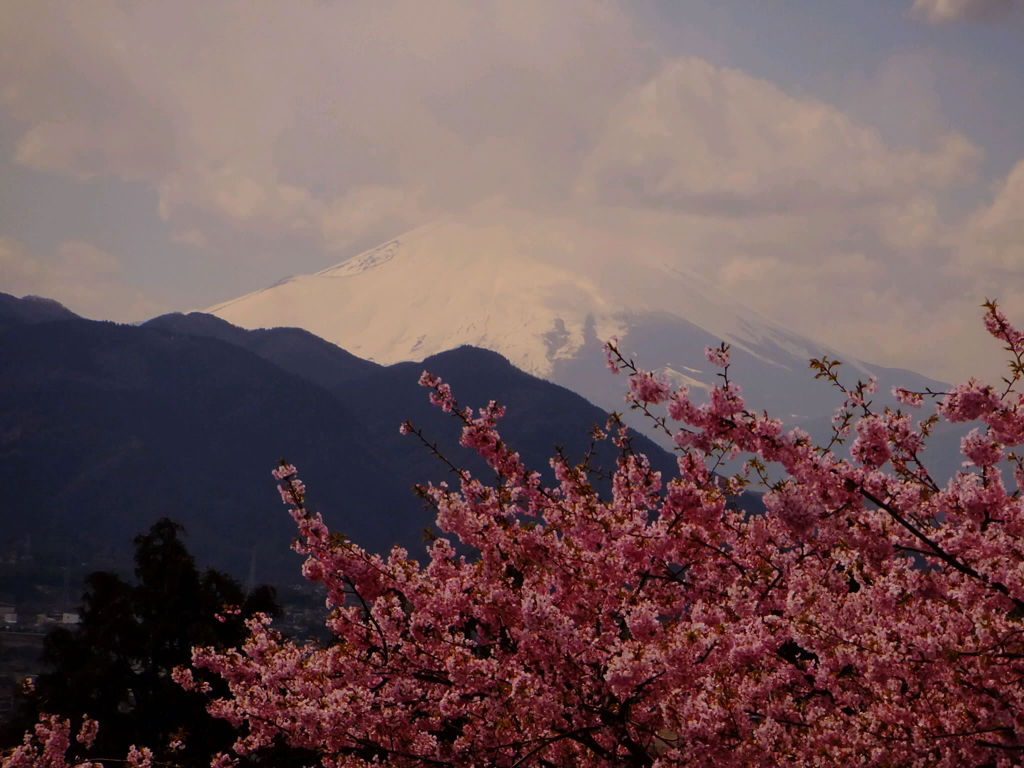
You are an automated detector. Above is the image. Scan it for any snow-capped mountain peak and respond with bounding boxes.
[206,212,943,431]
[316,238,402,278]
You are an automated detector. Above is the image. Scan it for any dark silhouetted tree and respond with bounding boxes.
[4,518,309,767]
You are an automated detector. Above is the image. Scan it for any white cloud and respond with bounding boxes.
[0,2,1017,383]
[910,0,1020,23]
[319,186,436,254]
[170,229,209,250]
[0,0,646,251]
[0,237,164,321]
[561,57,993,381]
[0,2,177,180]
[941,157,1024,359]
[960,158,1024,272]
[576,57,979,215]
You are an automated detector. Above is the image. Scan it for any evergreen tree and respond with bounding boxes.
[5,519,300,767]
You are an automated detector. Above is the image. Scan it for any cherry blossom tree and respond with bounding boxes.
[7,301,1024,767]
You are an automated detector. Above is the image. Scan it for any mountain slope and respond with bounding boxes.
[0,292,79,328]
[144,311,382,390]
[0,297,681,590]
[146,313,685,505]
[206,214,947,431]
[0,317,404,584]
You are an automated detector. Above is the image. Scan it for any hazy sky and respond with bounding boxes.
[2,0,1023,382]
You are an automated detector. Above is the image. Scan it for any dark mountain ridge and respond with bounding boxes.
[144,311,381,389]
[0,293,79,327]
[0,316,403,585]
[0,296,681,592]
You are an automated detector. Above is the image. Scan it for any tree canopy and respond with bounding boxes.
[4,519,283,767]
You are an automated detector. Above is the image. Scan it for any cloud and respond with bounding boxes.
[948,157,1024,345]
[0,0,647,251]
[961,157,1024,272]
[564,56,989,380]
[170,229,208,250]
[576,57,979,215]
[319,187,436,254]
[0,3,177,180]
[0,237,164,321]
[910,0,1021,23]
[0,1,1014,383]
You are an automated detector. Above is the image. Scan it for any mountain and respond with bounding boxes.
[0,315,401,586]
[0,296,679,593]
[141,310,685,511]
[0,293,79,327]
[205,214,948,439]
[144,311,381,390]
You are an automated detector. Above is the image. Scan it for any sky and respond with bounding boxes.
[1,0,1023,383]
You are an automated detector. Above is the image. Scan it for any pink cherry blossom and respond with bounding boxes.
[628,370,670,404]
[705,343,731,367]
[11,301,1024,768]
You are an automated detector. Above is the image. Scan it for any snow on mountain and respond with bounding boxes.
[206,211,945,437]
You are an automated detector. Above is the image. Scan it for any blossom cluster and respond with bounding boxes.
[178,303,1024,767]
[3,715,134,768]
[9,303,1024,768]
